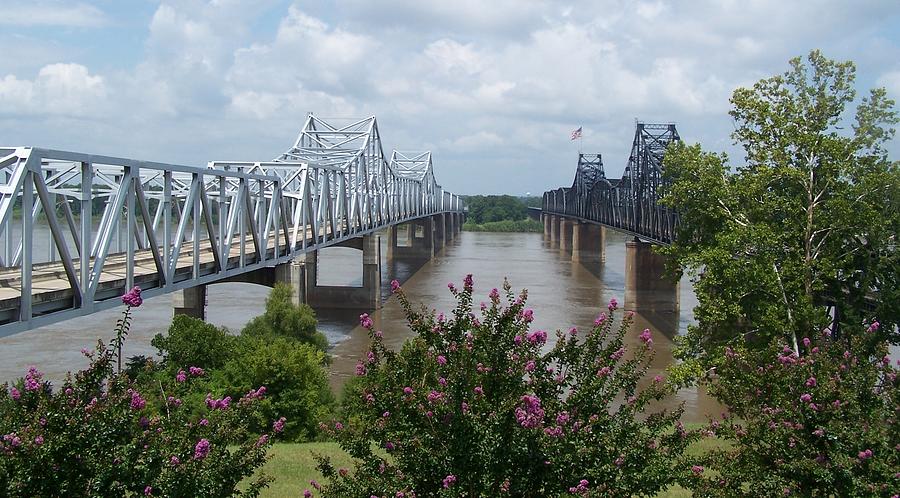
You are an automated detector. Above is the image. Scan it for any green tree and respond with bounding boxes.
[151,315,236,371]
[242,283,328,351]
[213,336,335,441]
[661,50,899,373]
[464,195,529,224]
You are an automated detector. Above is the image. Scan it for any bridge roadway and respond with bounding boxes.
[0,115,465,336]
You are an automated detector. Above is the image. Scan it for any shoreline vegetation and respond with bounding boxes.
[461,194,542,232]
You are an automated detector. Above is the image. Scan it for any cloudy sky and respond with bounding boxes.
[1,0,898,195]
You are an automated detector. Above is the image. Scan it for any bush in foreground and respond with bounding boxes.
[317,276,699,497]
[0,288,278,497]
[689,321,899,497]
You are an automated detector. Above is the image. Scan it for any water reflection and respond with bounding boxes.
[0,228,721,422]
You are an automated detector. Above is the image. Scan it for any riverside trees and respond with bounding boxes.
[661,51,899,496]
[662,50,899,372]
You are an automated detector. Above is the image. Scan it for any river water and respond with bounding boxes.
[0,229,720,422]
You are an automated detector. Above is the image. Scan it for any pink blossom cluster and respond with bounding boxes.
[193,438,210,460]
[205,393,232,410]
[273,417,287,433]
[526,330,547,345]
[121,286,143,307]
[569,479,589,495]
[23,366,43,392]
[515,394,544,429]
[359,313,373,329]
[391,279,401,293]
[128,389,146,411]
[442,474,457,488]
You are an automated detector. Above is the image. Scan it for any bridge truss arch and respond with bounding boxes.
[0,114,463,335]
[543,122,681,244]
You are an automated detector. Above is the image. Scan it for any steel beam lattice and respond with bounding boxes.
[542,122,680,244]
[0,115,463,335]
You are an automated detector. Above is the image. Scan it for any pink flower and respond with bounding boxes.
[199,418,209,426]
[594,313,607,326]
[144,485,153,496]
[129,390,146,411]
[359,313,373,329]
[515,395,544,428]
[800,393,812,403]
[355,362,367,376]
[304,490,312,498]
[447,282,456,292]
[443,475,457,488]
[858,449,873,460]
[691,465,704,475]
[805,377,817,387]
[273,417,287,433]
[639,328,653,345]
[802,337,811,347]
[122,286,143,307]
[463,274,474,289]
[437,355,447,366]
[489,288,500,300]
[610,347,625,361]
[24,367,43,392]
[525,361,536,372]
[474,386,484,396]
[596,366,611,378]
[193,438,210,460]
[334,422,343,431]
[608,298,618,311]
[10,387,20,401]
[189,366,204,377]
[526,330,547,345]
[390,279,401,293]
[175,370,187,383]
[522,309,534,323]
[403,386,414,395]
[33,435,43,446]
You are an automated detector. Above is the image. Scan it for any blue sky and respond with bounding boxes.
[1,0,898,195]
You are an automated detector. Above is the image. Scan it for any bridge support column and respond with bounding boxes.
[433,214,446,251]
[543,214,552,240]
[572,222,605,263]
[387,218,434,260]
[274,259,308,306]
[173,285,207,320]
[302,235,382,309]
[625,239,679,311]
[559,218,574,253]
[550,216,560,248]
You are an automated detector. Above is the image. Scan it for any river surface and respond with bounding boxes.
[0,229,721,422]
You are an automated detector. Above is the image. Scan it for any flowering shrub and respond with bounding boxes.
[317,276,698,497]
[688,322,899,496]
[0,290,278,496]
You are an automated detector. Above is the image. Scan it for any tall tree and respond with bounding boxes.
[661,50,899,373]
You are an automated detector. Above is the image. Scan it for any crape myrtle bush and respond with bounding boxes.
[0,287,281,497]
[689,322,899,497]
[316,275,700,497]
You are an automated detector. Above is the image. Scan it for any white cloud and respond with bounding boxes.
[0,2,108,27]
[0,63,106,116]
[877,71,900,100]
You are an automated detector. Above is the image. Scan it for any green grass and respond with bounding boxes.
[256,432,731,497]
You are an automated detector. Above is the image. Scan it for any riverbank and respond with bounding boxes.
[462,218,542,232]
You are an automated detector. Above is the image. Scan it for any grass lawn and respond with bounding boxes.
[256,433,730,497]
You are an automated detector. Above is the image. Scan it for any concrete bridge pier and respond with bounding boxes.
[434,213,446,251]
[572,222,605,263]
[559,218,574,254]
[173,285,207,320]
[549,215,560,248]
[289,234,383,309]
[387,218,434,260]
[542,214,552,240]
[624,239,679,311]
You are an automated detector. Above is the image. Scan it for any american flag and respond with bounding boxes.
[570,126,582,140]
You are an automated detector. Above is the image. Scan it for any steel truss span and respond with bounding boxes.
[0,114,463,335]
[543,122,680,244]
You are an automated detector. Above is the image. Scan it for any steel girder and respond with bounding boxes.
[542,122,680,244]
[0,115,463,335]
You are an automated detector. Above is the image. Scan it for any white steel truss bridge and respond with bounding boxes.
[542,122,681,245]
[0,115,463,336]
